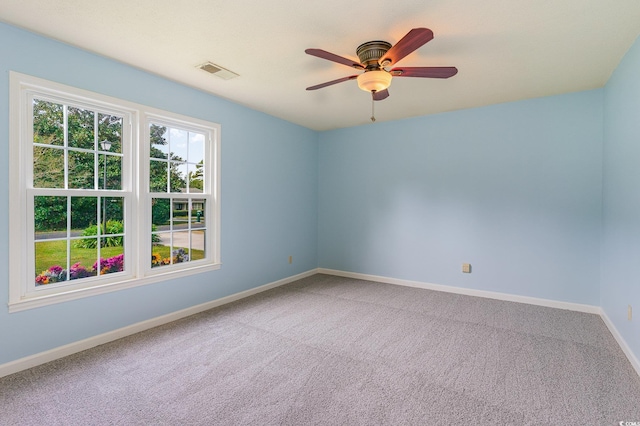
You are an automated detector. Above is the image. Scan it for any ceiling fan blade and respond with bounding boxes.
[306,75,358,91]
[390,66,458,78]
[305,49,364,69]
[379,28,434,66]
[372,89,389,101]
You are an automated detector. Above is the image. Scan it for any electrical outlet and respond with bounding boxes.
[288,256,292,264]
[462,263,471,273]
[628,305,633,321]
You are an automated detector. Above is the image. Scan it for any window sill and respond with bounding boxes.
[8,263,221,313]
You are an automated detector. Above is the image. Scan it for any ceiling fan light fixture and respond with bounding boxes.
[357,70,392,93]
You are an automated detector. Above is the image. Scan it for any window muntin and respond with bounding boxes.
[9,72,221,312]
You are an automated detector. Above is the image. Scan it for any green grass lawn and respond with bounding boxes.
[36,240,205,275]
[35,240,123,274]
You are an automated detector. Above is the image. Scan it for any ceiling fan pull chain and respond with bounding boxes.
[371,96,376,122]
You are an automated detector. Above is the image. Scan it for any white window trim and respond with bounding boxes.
[8,72,221,313]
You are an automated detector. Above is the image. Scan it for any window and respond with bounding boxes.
[9,72,221,312]
[31,98,130,287]
[145,118,215,271]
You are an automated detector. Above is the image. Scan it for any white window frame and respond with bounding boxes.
[8,72,221,312]
[142,113,220,277]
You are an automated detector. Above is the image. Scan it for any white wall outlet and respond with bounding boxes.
[288,256,292,264]
[462,263,472,273]
[628,305,633,321]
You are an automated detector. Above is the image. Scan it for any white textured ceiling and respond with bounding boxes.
[1,1,639,131]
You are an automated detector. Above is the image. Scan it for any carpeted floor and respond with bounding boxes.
[1,274,640,425]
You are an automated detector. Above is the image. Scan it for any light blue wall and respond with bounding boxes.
[602,36,640,359]
[2,20,639,369]
[0,23,318,365]
[318,91,604,305]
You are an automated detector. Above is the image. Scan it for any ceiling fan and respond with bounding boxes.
[305,28,457,103]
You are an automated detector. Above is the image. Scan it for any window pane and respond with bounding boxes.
[70,239,98,280]
[150,124,169,159]
[187,163,203,192]
[172,200,188,230]
[33,146,65,188]
[35,240,68,286]
[192,199,206,229]
[103,197,124,228]
[99,197,125,248]
[34,195,67,240]
[97,247,124,275]
[173,231,190,264]
[151,235,171,268]
[149,159,168,192]
[169,161,187,193]
[188,132,204,164]
[101,154,122,190]
[152,198,171,228]
[68,150,95,189]
[98,113,122,154]
[170,128,188,162]
[191,230,205,261]
[33,99,63,146]
[68,107,95,150]
[71,196,97,233]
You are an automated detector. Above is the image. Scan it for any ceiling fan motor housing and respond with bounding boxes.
[356,41,392,69]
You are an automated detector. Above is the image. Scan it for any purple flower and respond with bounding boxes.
[69,262,94,280]
[94,254,124,274]
[172,248,189,263]
[48,265,63,274]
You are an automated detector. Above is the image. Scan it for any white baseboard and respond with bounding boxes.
[318,268,639,377]
[318,268,601,314]
[4,267,639,381]
[0,269,318,378]
[599,310,640,378]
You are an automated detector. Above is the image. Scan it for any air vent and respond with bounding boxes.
[197,62,239,80]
